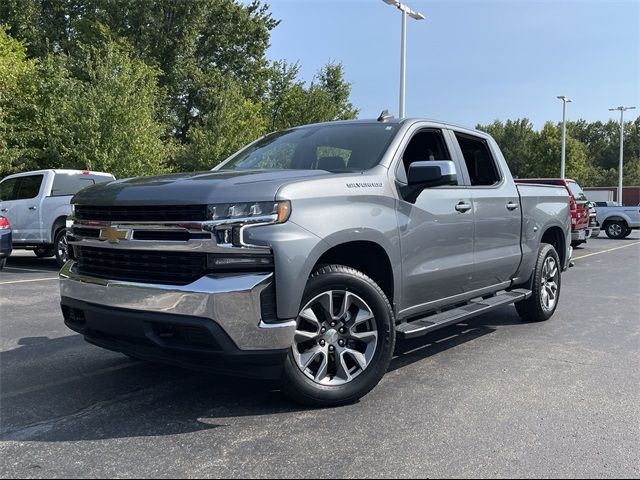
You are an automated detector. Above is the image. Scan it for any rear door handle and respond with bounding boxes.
[455,202,472,213]
[29,206,38,211]
[507,202,519,211]
[0,208,7,212]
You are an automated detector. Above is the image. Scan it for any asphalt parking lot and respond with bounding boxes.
[1,233,639,478]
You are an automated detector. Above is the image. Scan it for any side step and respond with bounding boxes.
[396,289,531,340]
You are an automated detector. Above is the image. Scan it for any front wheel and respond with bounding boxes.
[516,243,561,322]
[604,220,627,239]
[623,228,633,238]
[0,257,6,270]
[281,265,395,407]
[54,228,70,268]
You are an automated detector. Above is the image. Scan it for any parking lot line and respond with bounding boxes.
[573,241,640,260]
[0,277,59,285]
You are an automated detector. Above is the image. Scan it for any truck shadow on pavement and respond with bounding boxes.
[5,254,60,272]
[0,307,523,443]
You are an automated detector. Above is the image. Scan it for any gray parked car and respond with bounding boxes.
[60,117,572,406]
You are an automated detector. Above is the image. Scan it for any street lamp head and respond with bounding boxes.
[557,95,571,103]
[382,0,425,20]
[609,106,636,112]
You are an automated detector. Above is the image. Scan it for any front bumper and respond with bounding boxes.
[59,261,296,377]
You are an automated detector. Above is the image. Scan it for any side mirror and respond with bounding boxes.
[402,160,458,203]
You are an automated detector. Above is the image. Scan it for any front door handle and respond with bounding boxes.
[29,206,38,211]
[0,208,7,213]
[455,202,472,213]
[506,202,519,211]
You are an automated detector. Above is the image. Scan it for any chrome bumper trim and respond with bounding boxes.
[59,261,295,350]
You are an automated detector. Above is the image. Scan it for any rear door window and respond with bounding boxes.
[51,174,97,196]
[454,133,502,186]
[15,175,44,200]
[0,178,19,201]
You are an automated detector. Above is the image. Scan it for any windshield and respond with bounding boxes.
[567,181,588,201]
[217,123,399,173]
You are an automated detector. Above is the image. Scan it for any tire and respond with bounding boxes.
[0,257,5,270]
[623,229,633,238]
[54,228,70,268]
[123,353,146,362]
[516,243,561,322]
[604,220,628,239]
[34,247,55,258]
[281,265,395,407]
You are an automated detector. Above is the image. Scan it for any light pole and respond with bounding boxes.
[609,105,636,205]
[382,0,425,118]
[557,95,572,178]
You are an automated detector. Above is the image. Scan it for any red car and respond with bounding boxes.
[518,178,590,246]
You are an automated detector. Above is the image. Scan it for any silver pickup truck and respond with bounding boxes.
[60,117,571,406]
[594,202,640,239]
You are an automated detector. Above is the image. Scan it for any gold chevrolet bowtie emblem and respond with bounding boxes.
[99,226,130,243]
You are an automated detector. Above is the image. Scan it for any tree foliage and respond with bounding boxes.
[0,0,359,177]
[477,118,640,187]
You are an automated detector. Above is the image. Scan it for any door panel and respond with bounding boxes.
[469,186,522,289]
[0,175,44,242]
[395,127,474,314]
[397,190,475,311]
[450,132,522,290]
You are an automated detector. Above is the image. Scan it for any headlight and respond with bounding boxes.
[207,201,291,224]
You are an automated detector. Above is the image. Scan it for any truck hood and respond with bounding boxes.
[72,170,331,206]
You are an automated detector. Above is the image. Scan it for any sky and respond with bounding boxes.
[256,0,639,129]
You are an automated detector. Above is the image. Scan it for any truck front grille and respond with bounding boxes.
[75,205,208,222]
[74,246,207,285]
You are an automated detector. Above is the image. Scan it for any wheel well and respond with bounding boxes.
[314,241,394,304]
[541,226,566,267]
[603,216,628,227]
[51,216,67,241]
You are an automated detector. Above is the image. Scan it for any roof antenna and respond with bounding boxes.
[377,109,394,122]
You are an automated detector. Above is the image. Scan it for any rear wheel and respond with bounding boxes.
[604,220,627,239]
[281,265,395,407]
[516,243,561,322]
[54,228,70,268]
[623,228,633,238]
[0,258,6,270]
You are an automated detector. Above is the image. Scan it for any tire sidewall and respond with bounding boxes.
[533,244,561,319]
[605,221,626,239]
[54,228,69,267]
[282,267,395,406]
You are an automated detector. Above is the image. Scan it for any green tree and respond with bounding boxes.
[172,71,266,172]
[51,41,169,177]
[477,118,537,178]
[0,25,40,175]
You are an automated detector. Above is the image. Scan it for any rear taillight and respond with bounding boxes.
[0,217,9,230]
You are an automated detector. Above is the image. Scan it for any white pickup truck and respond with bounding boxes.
[0,169,114,266]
